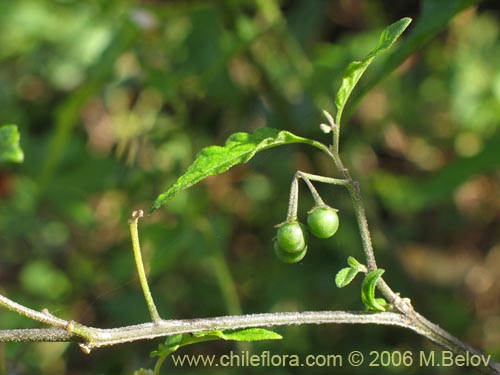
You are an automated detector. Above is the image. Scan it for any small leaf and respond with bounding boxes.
[192,330,224,339]
[334,18,411,125]
[218,328,282,341]
[0,125,24,163]
[335,267,360,288]
[356,1,479,114]
[152,328,282,359]
[375,298,389,310]
[347,256,367,272]
[374,17,413,53]
[361,269,387,312]
[150,334,184,357]
[194,328,281,341]
[150,128,312,212]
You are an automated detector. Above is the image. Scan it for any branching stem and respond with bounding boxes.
[0,310,498,374]
[0,115,497,375]
[0,295,68,328]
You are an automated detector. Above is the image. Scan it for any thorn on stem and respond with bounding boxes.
[65,321,75,333]
[79,343,92,354]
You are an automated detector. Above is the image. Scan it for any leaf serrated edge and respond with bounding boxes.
[149,128,319,212]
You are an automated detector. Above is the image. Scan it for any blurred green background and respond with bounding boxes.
[0,0,499,374]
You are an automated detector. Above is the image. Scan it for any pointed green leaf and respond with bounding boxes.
[375,297,389,310]
[193,328,282,341]
[150,334,184,357]
[347,256,367,272]
[361,269,387,312]
[150,128,312,212]
[0,125,24,163]
[219,328,282,341]
[352,0,479,121]
[335,267,360,288]
[192,330,224,339]
[151,328,282,359]
[334,18,411,125]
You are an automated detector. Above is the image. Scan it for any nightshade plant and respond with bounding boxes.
[0,18,499,375]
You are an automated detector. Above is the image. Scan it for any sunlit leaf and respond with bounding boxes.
[217,328,282,341]
[150,334,184,358]
[334,18,411,125]
[150,128,312,212]
[347,256,366,272]
[0,124,24,163]
[151,328,281,360]
[194,328,282,341]
[335,267,360,288]
[361,269,387,312]
[353,0,480,117]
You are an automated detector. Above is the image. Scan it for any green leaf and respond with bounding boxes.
[361,269,387,312]
[335,267,360,288]
[193,328,282,341]
[151,328,281,359]
[335,257,367,288]
[347,256,367,272]
[0,125,24,163]
[375,298,389,310]
[334,18,411,125]
[150,128,312,212]
[220,328,282,341]
[351,0,479,120]
[150,334,184,358]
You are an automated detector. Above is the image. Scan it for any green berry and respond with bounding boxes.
[307,206,339,238]
[276,222,307,253]
[273,240,307,264]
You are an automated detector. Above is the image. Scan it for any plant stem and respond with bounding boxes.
[315,145,378,271]
[284,177,299,222]
[296,172,325,206]
[129,210,161,324]
[0,295,68,328]
[154,354,168,375]
[0,310,498,374]
[296,172,350,188]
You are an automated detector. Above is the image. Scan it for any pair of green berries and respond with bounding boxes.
[273,206,340,263]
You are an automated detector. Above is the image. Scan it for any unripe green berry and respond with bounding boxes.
[307,206,339,239]
[276,222,308,253]
[273,240,307,264]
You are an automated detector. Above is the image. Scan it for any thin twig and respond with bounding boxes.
[0,295,68,328]
[128,210,161,324]
[0,311,497,373]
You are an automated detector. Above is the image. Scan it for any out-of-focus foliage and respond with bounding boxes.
[0,125,24,163]
[0,1,498,374]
